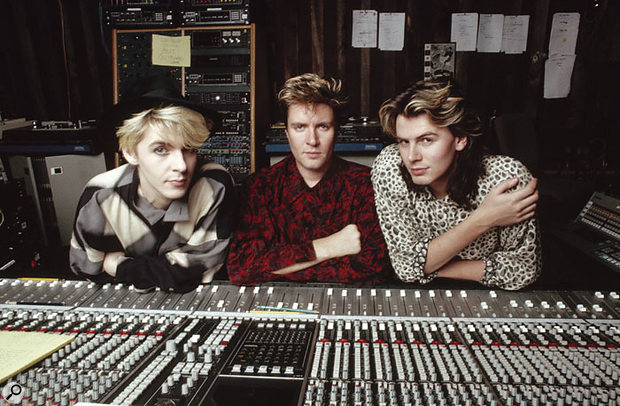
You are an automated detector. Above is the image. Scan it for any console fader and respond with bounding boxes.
[0,278,619,405]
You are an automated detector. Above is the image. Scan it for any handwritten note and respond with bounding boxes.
[502,15,530,54]
[477,14,504,53]
[544,54,576,99]
[549,13,580,56]
[352,10,378,48]
[152,34,191,67]
[0,331,74,383]
[379,13,405,51]
[451,13,479,52]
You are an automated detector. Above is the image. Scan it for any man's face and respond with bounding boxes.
[396,113,467,199]
[286,102,336,186]
[123,125,197,209]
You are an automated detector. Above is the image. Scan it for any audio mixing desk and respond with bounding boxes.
[0,279,619,405]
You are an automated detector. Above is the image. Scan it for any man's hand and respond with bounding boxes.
[273,224,361,276]
[474,177,538,228]
[424,178,538,275]
[313,224,362,261]
[103,251,125,277]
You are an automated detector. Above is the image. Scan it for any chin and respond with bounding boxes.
[408,175,428,185]
[165,189,188,200]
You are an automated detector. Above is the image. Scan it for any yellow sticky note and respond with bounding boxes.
[0,331,74,383]
[152,34,191,67]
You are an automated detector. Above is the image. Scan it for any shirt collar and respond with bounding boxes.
[285,154,344,201]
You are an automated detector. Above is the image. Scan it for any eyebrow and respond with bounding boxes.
[289,120,334,126]
[147,140,170,147]
[396,131,437,141]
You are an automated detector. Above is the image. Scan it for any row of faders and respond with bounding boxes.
[0,310,246,405]
[301,316,620,405]
[1,279,620,405]
[3,279,620,320]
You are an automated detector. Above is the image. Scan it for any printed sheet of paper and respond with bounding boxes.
[549,12,580,56]
[152,34,191,67]
[451,13,479,51]
[0,331,74,383]
[378,12,405,51]
[544,54,576,99]
[352,10,378,48]
[477,14,504,53]
[502,15,530,54]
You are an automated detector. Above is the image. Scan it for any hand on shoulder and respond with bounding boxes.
[475,177,538,228]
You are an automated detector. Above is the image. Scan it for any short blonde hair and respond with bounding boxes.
[277,73,348,124]
[117,105,210,154]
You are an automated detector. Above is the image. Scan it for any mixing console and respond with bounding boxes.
[0,279,619,405]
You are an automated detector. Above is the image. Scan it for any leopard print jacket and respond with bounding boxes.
[371,143,542,290]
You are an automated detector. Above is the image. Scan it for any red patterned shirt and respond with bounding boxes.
[227,155,392,285]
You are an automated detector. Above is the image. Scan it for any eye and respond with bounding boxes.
[398,139,409,145]
[420,137,433,144]
[154,146,168,155]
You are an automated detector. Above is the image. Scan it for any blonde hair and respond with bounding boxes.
[277,73,348,124]
[117,105,210,154]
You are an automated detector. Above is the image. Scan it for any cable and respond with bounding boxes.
[98,0,113,60]
[57,0,72,120]
[0,207,5,228]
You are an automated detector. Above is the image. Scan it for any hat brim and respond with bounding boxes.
[99,95,222,133]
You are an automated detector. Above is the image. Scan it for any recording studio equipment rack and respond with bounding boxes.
[113,24,260,182]
[1,279,620,405]
[103,0,177,28]
[178,0,250,26]
[102,0,250,28]
[0,120,100,155]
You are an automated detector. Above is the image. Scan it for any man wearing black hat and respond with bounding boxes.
[69,77,236,292]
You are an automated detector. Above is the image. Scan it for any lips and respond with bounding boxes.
[167,179,187,187]
[410,167,427,176]
[304,151,322,158]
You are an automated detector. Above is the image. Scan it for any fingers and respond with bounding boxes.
[527,177,538,189]
[516,189,539,209]
[519,202,537,219]
[521,178,538,195]
[493,177,520,194]
[510,179,538,203]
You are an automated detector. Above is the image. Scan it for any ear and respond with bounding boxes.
[122,148,138,166]
[455,136,468,152]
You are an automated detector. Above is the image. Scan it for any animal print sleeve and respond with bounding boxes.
[371,145,438,284]
[478,156,542,290]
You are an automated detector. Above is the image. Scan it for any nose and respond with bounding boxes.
[171,149,188,172]
[407,144,421,162]
[306,128,319,146]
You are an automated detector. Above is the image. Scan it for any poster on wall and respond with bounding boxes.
[424,43,456,81]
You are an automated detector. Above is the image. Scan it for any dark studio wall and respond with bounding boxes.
[0,0,618,195]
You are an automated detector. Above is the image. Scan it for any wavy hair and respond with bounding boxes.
[117,105,210,154]
[277,73,348,126]
[379,80,485,209]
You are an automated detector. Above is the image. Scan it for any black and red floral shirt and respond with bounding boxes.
[227,155,392,285]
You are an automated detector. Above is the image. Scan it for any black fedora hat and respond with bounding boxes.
[99,74,221,131]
